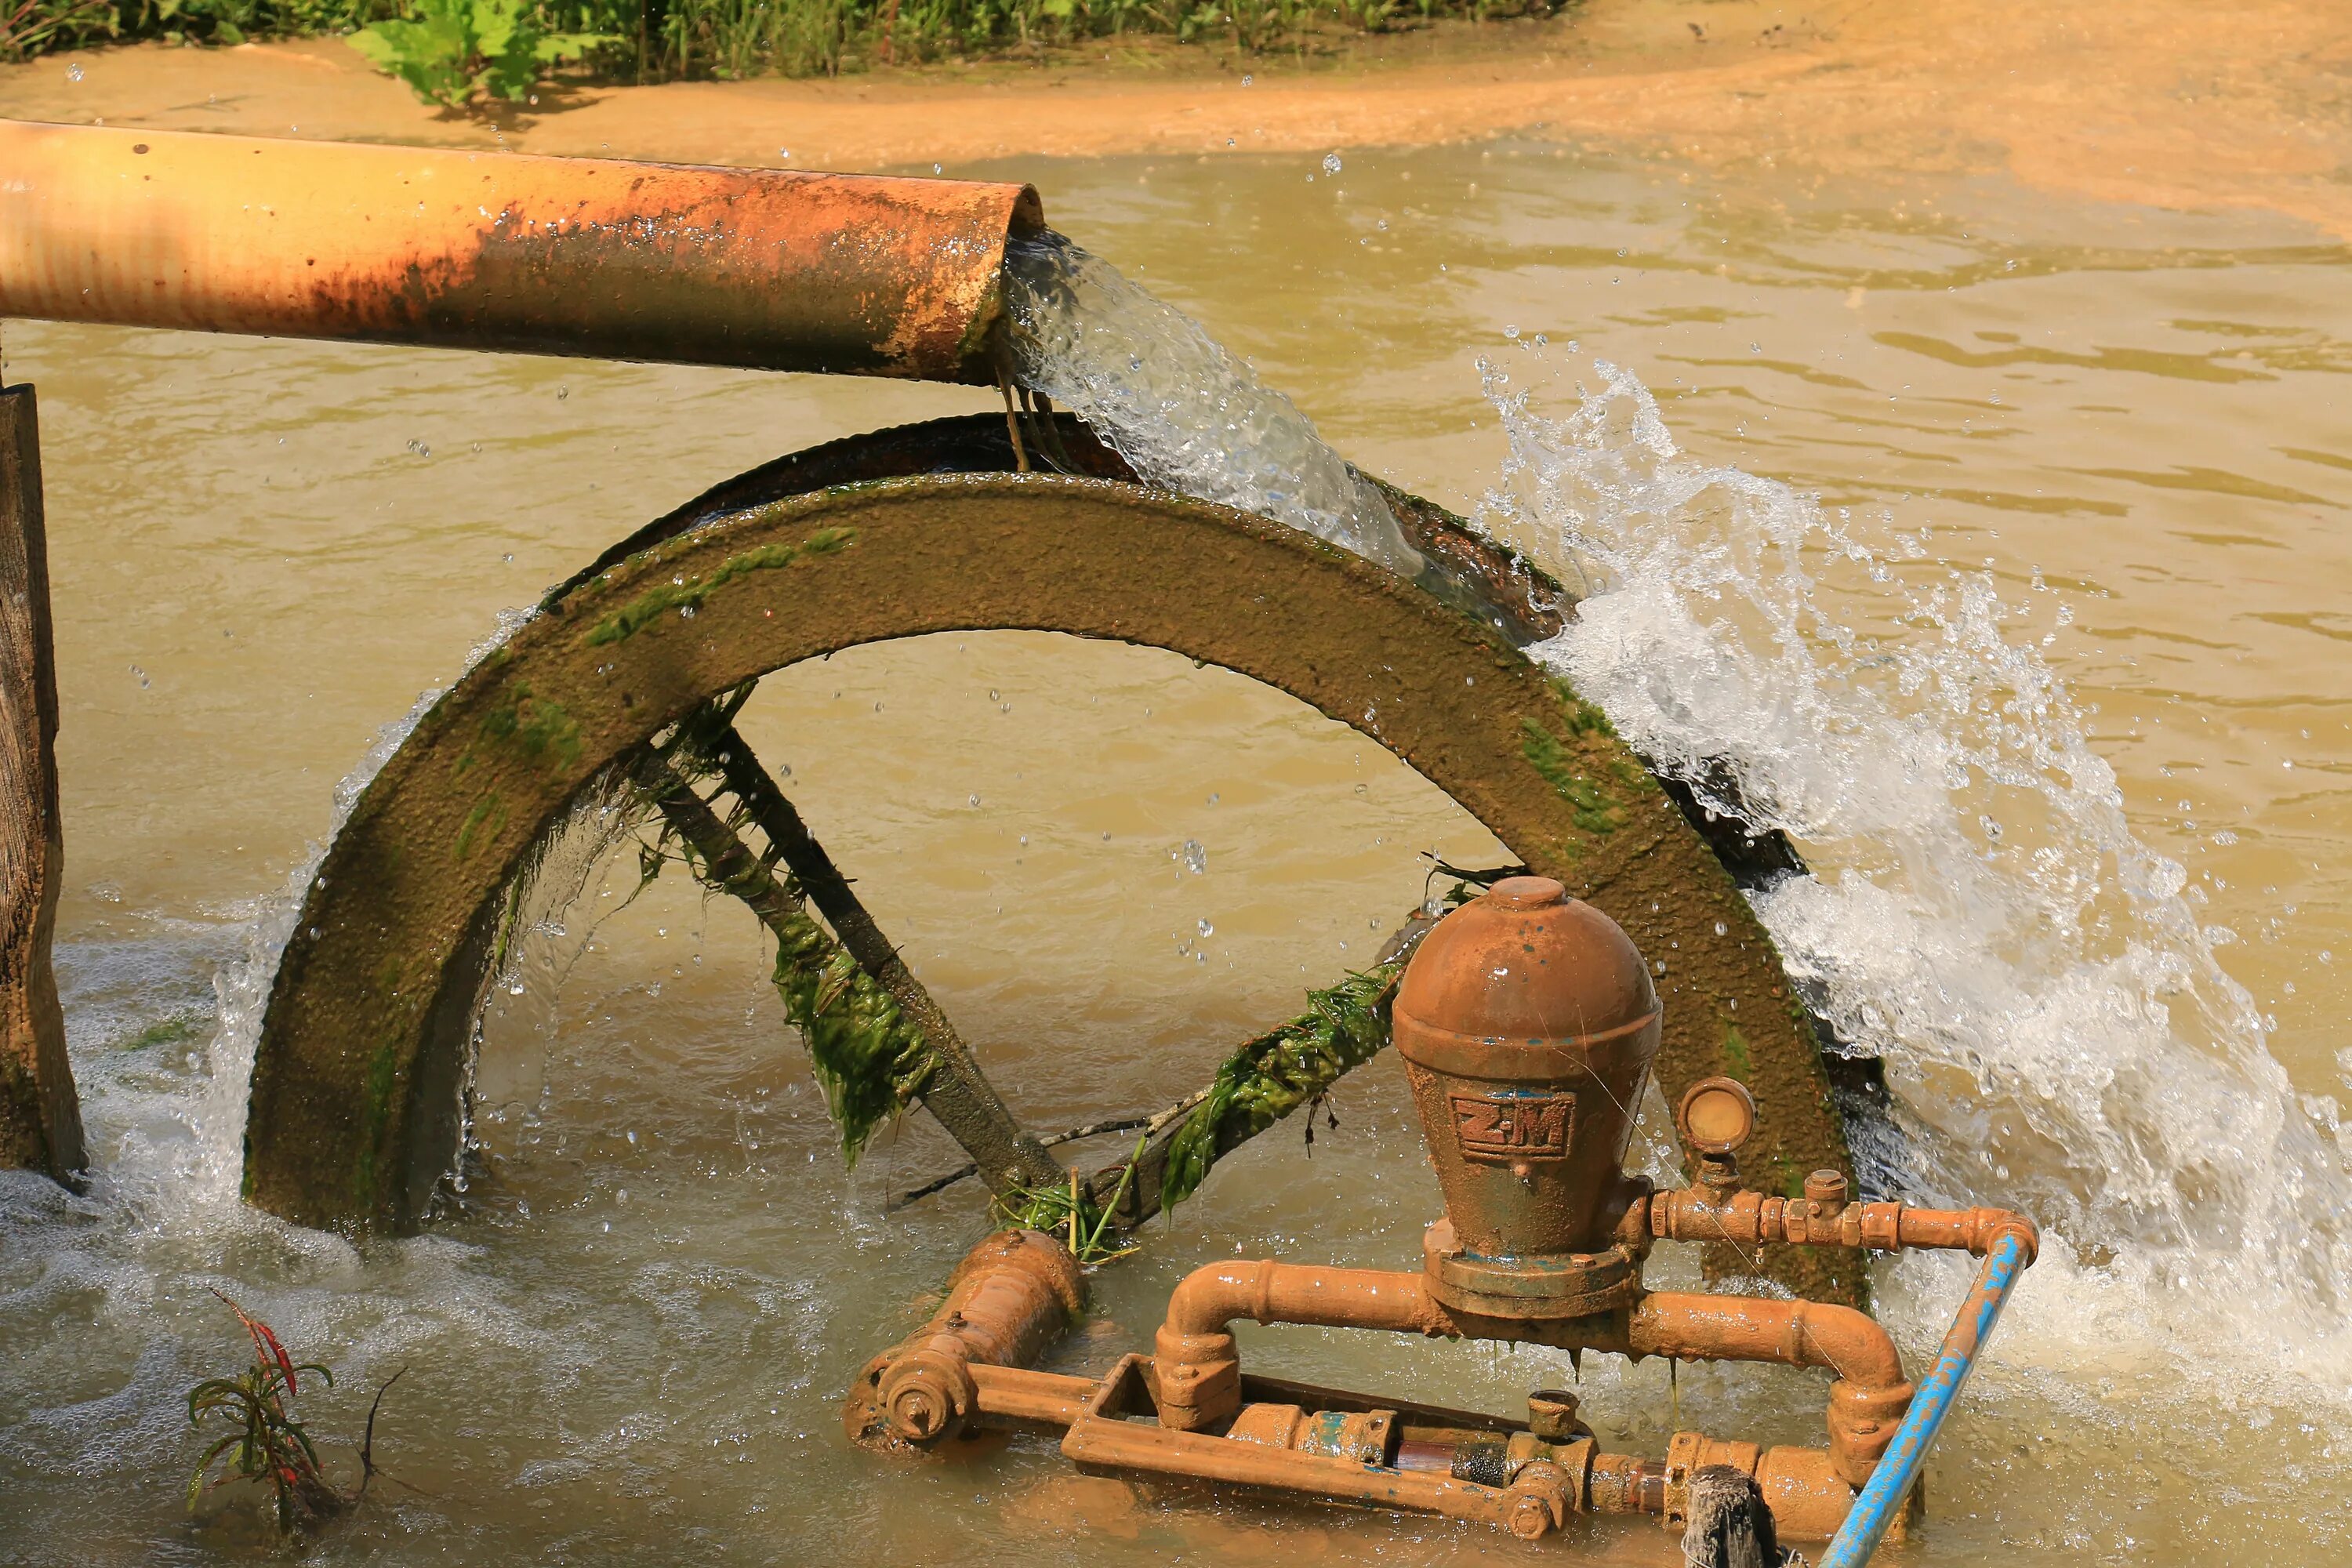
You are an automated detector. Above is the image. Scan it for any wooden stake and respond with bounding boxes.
[0,383,84,1180]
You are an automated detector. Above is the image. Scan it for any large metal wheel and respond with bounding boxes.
[241,416,1866,1305]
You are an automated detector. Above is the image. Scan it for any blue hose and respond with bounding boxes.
[1815,1229,2033,1568]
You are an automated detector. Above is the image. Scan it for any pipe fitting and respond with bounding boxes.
[1152,1259,1447,1430]
[848,1229,1085,1451]
[1650,1185,2040,1267]
[879,1349,978,1443]
[1826,1378,1918,1486]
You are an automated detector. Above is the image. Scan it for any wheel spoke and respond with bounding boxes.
[644,703,1062,1197]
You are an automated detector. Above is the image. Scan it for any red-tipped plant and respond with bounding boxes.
[185,1291,401,1534]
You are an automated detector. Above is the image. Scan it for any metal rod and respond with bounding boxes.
[1815,1229,2034,1568]
[0,120,1041,384]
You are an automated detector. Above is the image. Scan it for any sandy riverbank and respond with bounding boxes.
[4,0,2350,236]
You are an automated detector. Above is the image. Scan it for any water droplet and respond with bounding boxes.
[555,386,568,400]
[1504,325,1520,339]
[1715,921,1728,936]
[1242,73,1254,85]
[1197,918,1214,937]
[66,63,82,82]
[968,793,981,808]
[626,1129,638,1145]
[933,162,943,174]
[1322,153,1342,175]
[405,438,430,457]
[1178,840,1207,875]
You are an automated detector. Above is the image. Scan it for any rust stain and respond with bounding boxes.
[0,120,1038,383]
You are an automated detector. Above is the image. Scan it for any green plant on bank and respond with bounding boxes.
[185,1292,402,1534]
[2,0,112,58]
[350,0,610,107]
[5,0,1566,79]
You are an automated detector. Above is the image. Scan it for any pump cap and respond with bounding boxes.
[1394,878,1657,1047]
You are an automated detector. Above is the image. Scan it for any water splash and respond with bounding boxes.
[1003,230,1424,578]
[1475,345,2352,1401]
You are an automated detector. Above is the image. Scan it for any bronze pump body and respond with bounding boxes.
[1396,876,1661,1322]
[851,878,2036,1546]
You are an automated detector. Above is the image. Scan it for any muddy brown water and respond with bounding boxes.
[3,81,2350,1568]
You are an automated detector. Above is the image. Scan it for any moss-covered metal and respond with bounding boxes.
[638,755,933,1165]
[242,445,1863,1305]
[1159,963,1401,1212]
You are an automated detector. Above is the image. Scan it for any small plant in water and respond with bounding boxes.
[991,1136,1144,1265]
[185,1291,401,1534]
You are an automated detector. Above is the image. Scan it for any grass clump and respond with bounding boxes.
[994,1141,1141,1265]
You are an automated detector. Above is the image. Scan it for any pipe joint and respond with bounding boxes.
[847,1229,1084,1451]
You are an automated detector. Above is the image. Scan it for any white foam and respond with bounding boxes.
[1475,346,2352,1406]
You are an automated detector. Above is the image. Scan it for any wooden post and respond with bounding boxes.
[0,383,84,1181]
[1682,1465,1788,1568]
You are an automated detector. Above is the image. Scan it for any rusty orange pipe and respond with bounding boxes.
[1149,1258,1911,1486]
[1164,1259,1446,1340]
[846,1229,1084,1447]
[0,120,1041,383]
[1614,1293,1911,1486]
[1152,1261,1446,1431]
[1651,1188,2041,1262]
[1619,1292,1904,1389]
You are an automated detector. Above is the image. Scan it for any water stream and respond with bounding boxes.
[2,136,2347,1566]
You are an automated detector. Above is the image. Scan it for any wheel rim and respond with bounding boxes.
[244,456,1863,1305]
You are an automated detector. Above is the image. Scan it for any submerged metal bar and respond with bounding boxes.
[1815,1229,2034,1568]
[0,120,1041,383]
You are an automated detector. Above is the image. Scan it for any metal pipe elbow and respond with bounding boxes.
[1152,1260,1439,1432]
[1626,1292,1903,1389]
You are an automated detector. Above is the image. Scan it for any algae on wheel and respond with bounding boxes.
[241,415,1867,1307]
